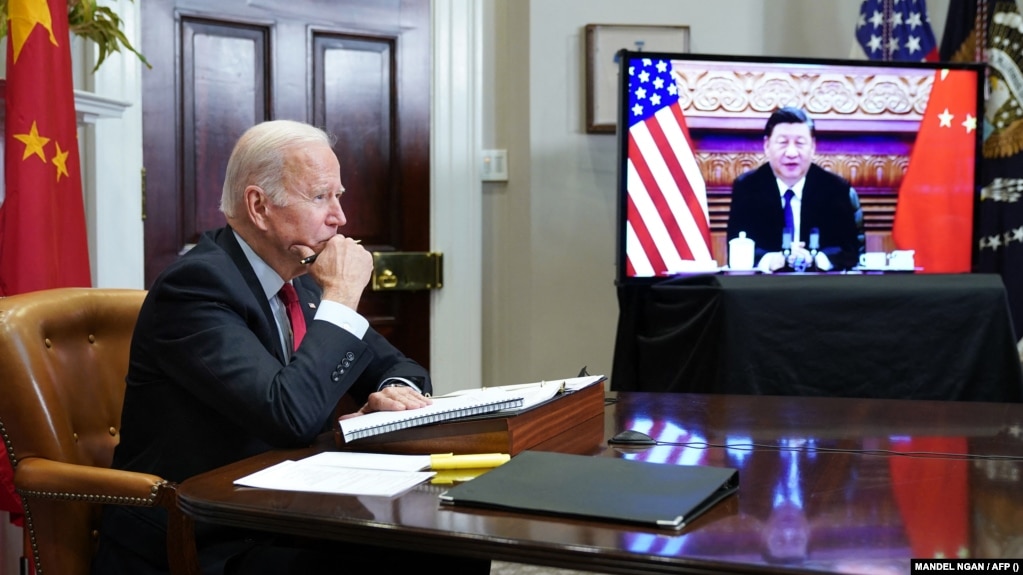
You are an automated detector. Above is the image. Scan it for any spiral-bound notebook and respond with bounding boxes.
[339,391,526,443]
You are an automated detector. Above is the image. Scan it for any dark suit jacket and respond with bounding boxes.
[726,163,860,270]
[94,226,429,574]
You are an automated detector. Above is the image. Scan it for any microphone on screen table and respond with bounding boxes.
[807,227,820,271]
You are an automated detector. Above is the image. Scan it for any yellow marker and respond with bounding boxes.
[430,452,510,470]
[430,468,493,484]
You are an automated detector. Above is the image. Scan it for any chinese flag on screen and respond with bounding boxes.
[892,69,978,273]
[0,0,93,528]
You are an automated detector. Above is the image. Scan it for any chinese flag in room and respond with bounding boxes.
[0,0,93,529]
[0,0,91,295]
[892,68,977,273]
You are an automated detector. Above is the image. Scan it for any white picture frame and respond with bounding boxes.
[585,24,691,134]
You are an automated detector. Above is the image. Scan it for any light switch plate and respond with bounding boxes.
[481,149,508,181]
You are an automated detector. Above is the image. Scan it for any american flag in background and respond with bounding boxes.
[625,56,712,277]
[855,0,939,61]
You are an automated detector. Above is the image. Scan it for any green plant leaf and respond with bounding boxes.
[0,0,150,71]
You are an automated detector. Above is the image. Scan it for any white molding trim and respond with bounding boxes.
[0,85,127,123]
[83,0,145,289]
[74,89,130,124]
[430,0,483,394]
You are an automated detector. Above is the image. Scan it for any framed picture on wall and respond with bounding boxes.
[585,24,690,134]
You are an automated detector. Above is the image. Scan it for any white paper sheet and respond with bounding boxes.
[438,374,605,398]
[233,459,434,497]
[298,451,431,472]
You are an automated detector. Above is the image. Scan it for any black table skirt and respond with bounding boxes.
[611,273,1023,402]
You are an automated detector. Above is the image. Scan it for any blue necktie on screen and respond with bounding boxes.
[782,189,795,245]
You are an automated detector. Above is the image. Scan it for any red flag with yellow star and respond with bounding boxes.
[892,68,979,273]
[0,0,91,295]
[0,0,93,532]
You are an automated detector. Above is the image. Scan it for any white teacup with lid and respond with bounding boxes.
[888,250,915,270]
[859,252,887,269]
[729,232,755,270]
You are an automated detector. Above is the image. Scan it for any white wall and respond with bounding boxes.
[483,1,769,387]
[84,0,146,289]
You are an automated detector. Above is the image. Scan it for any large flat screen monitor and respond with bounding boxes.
[615,51,984,284]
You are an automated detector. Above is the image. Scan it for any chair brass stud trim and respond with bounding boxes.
[17,488,163,507]
[0,420,16,467]
[88,334,96,343]
[14,477,177,573]
[22,501,41,575]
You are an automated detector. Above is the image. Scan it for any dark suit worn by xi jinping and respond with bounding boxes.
[93,225,431,574]
[726,163,860,270]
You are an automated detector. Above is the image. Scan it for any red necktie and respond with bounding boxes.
[278,283,306,351]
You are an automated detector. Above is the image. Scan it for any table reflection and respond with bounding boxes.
[178,392,1023,575]
[612,413,979,572]
[970,426,1023,559]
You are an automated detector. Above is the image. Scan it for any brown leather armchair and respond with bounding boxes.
[0,288,198,575]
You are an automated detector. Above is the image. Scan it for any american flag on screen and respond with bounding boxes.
[625,57,712,277]
[855,0,938,61]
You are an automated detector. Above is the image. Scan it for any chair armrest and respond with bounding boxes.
[15,457,200,575]
[14,457,167,505]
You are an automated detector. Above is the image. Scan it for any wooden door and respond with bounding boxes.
[141,0,431,366]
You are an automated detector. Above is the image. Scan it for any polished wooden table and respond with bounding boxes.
[178,392,1023,574]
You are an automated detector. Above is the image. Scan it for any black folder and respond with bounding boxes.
[438,450,738,530]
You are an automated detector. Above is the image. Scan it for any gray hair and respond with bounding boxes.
[219,120,334,218]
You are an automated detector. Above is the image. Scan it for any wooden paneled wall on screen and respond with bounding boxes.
[675,60,934,266]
